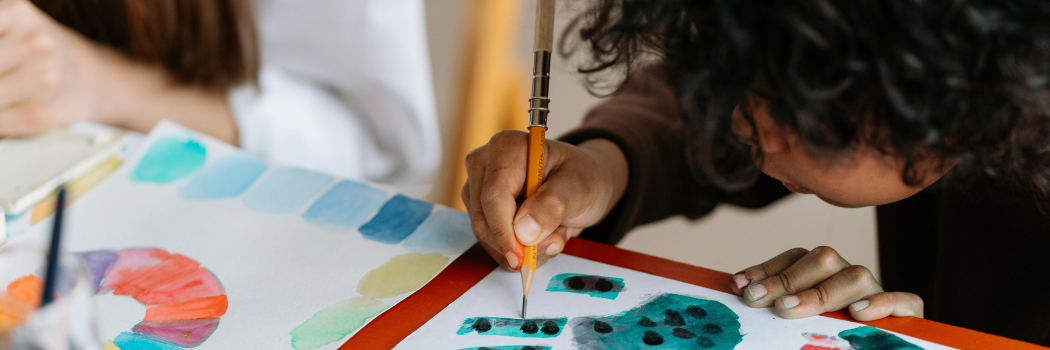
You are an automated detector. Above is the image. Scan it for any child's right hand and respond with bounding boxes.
[730,247,924,321]
[461,131,629,270]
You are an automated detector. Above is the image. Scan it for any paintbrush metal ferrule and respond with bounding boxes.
[528,51,552,128]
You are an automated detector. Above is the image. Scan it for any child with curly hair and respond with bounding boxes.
[462,0,1050,345]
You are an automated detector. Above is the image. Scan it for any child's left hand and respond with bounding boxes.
[729,246,924,321]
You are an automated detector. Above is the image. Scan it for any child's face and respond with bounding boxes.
[731,96,955,208]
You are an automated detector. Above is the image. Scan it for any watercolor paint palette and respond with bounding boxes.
[396,255,956,350]
[9,121,477,350]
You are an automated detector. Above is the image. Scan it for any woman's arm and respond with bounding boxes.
[0,0,237,144]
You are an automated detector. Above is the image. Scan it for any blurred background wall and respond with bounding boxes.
[422,0,879,275]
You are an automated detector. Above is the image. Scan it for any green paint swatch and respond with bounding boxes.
[571,293,743,349]
[290,297,390,349]
[457,317,568,338]
[839,326,924,350]
[546,273,625,299]
[130,136,207,183]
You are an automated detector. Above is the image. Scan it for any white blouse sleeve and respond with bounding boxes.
[229,0,440,187]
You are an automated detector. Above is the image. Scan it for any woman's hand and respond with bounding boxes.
[0,0,104,135]
[462,131,629,270]
[729,246,924,321]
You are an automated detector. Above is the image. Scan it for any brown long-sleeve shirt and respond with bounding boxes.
[560,69,1050,346]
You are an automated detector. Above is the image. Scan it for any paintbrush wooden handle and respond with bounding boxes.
[534,0,555,52]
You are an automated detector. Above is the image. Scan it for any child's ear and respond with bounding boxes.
[748,100,789,154]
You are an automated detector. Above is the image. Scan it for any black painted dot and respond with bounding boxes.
[642,330,664,346]
[637,317,657,327]
[672,327,696,339]
[541,320,560,335]
[520,321,538,334]
[663,309,686,326]
[593,320,613,334]
[472,318,492,332]
[566,276,586,290]
[686,305,707,319]
[696,336,715,348]
[594,278,614,292]
[521,347,537,350]
[702,323,722,334]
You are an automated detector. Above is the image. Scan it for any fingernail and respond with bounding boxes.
[850,300,870,312]
[515,216,540,244]
[746,284,766,301]
[504,251,520,270]
[545,243,562,256]
[731,273,750,290]
[782,295,800,309]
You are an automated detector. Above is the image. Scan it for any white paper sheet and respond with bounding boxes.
[397,255,954,350]
[11,121,477,350]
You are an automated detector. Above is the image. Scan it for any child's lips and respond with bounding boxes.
[782,181,815,194]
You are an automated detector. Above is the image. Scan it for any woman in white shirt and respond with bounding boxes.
[0,0,439,186]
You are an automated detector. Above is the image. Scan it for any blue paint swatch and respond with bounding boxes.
[546,273,625,299]
[457,317,567,338]
[302,180,388,229]
[130,136,207,183]
[178,154,268,200]
[401,208,476,254]
[570,293,742,349]
[461,344,558,346]
[114,332,182,350]
[242,167,335,214]
[358,194,433,244]
[839,326,923,350]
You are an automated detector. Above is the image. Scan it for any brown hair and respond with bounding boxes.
[32,0,259,90]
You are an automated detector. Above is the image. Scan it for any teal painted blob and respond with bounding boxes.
[242,167,334,214]
[461,344,554,346]
[402,208,476,254]
[839,326,924,350]
[571,293,743,350]
[130,136,207,183]
[457,317,568,338]
[546,273,625,299]
[178,154,268,200]
[113,332,182,350]
[289,296,391,349]
[301,180,388,229]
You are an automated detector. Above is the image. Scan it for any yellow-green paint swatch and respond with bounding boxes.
[357,253,449,298]
[289,297,390,349]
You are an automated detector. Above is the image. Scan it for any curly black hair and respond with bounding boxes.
[563,0,1050,198]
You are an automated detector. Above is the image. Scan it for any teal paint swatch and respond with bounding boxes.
[570,293,742,350]
[289,297,390,349]
[130,136,207,183]
[546,273,625,299]
[113,332,182,350]
[302,180,388,229]
[839,326,924,350]
[402,208,477,254]
[457,317,568,338]
[178,154,268,200]
[358,194,434,244]
[461,344,554,346]
[242,167,334,214]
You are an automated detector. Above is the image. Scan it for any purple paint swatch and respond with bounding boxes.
[134,319,220,347]
[80,251,117,290]
[358,194,433,244]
